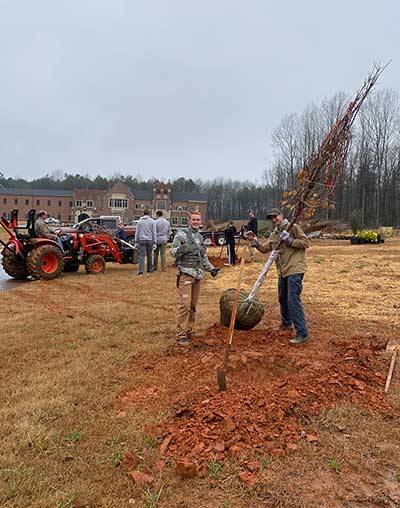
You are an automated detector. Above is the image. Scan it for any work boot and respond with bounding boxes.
[276,322,293,331]
[177,337,190,346]
[137,272,143,276]
[289,335,309,345]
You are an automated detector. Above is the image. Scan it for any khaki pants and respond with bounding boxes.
[176,273,201,339]
[153,243,167,271]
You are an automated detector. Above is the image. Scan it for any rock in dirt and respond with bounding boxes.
[214,440,225,452]
[121,452,137,471]
[239,471,260,486]
[159,435,173,456]
[175,459,198,478]
[245,460,260,473]
[130,470,154,485]
[224,417,236,432]
[154,459,165,472]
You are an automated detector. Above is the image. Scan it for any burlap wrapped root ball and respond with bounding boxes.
[219,288,265,330]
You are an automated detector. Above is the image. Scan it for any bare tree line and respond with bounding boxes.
[266,88,400,227]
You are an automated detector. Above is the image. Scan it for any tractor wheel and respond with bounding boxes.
[27,245,64,280]
[63,260,80,273]
[2,248,28,280]
[85,254,106,275]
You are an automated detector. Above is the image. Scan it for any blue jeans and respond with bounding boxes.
[56,237,64,252]
[139,241,153,273]
[278,273,308,337]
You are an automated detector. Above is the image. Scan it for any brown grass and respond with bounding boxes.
[1,240,400,507]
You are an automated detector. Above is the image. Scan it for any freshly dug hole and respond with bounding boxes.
[219,288,265,330]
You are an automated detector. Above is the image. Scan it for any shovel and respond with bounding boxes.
[217,250,247,391]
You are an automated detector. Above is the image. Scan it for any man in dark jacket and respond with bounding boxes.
[247,208,258,236]
[224,220,237,266]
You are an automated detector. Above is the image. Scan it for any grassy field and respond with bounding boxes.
[1,240,400,508]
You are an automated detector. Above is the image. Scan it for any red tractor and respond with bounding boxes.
[0,209,139,281]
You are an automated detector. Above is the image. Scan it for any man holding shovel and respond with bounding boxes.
[247,208,310,344]
[170,210,219,345]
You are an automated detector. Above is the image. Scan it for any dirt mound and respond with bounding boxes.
[154,325,392,464]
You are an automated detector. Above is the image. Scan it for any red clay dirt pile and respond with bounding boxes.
[117,324,394,467]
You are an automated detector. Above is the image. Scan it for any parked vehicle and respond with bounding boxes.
[61,216,138,245]
[200,231,225,246]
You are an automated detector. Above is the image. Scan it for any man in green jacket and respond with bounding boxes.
[170,210,219,345]
[247,208,310,344]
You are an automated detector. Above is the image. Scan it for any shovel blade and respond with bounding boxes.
[217,367,227,392]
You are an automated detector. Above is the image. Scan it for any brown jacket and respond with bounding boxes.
[256,223,309,277]
[35,218,58,240]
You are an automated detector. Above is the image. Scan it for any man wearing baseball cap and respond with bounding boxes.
[247,208,310,344]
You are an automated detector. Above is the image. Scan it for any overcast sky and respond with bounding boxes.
[0,1,398,182]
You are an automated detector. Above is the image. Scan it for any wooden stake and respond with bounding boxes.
[384,351,397,393]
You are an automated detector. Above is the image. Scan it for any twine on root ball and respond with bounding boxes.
[219,288,265,330]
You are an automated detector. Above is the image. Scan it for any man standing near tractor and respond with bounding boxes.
[224,220,237,266]
[134,210,156,275]
[153,210,171,272]
[35,210,64,251]
[170,210,219,345]
[247,208,310,345]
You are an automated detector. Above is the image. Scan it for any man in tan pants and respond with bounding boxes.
[170,211,219,345]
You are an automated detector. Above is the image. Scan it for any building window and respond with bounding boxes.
[14,198,18,205]
[156,200,166,210]
[69,201,73,207]
[68,214,72,221]
[57,214,61,220]
[47,200,51,206]
[58,200,62,207]
[3,198,7,204]
[171,204,178,211]
[36,200,40,206]
[86,200,93,208]
[75,200,82,207]
[182,205,188,212]
[181,217,188,226]
[135,203,141,209]
[171,217,178,225]
[109,198,128,208]
[25,199,29,206]
[145,204,151,210]
[134,215,141,220]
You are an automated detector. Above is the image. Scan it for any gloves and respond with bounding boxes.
[249,235,259,247]
[210,268,220,278]
[279,230,293,246]
[152,244,157,251]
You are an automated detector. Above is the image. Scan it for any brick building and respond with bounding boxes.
[0,188,74,221]
[73,181,207,225]
[0,181,207,226]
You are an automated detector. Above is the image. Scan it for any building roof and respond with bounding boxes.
[0,187,73,197]
[171,191,206,202]
[129,189,153,200]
